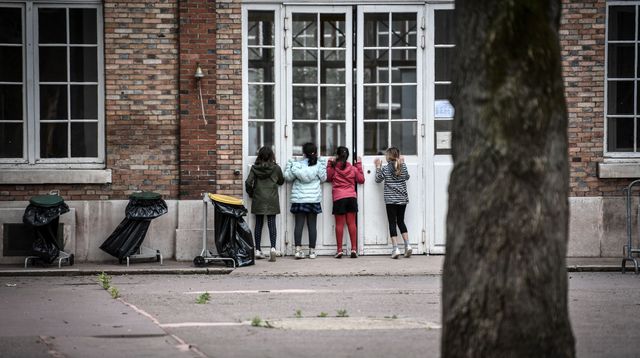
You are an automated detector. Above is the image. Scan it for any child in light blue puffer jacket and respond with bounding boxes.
[284,142,327,260]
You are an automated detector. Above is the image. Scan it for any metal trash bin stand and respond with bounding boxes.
[623,179,640,274]
[23,193,74,268]
[100,191,167,267]
[193,193,255,268]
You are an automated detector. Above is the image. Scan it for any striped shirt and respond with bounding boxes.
[375,161,410,204]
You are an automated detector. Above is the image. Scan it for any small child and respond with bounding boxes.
[327,146,364,258]
[374,147,412,259]
[284,142,327,259]
[245,146,284,262]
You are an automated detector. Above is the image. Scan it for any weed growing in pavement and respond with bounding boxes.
[336,309,349,317]
[108,286,119,299]
[196,292,211,304]
[317,312,328,318]
[98,272,111,290]
[295,309,302,318]
[251,316,263,327]
[392,314,398,319]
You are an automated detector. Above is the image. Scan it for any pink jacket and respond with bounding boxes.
[326,161,365,201]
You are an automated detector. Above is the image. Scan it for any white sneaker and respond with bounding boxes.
[295,249,306,259]
[308,249,316,259]
[255,250,265,259]
[269,248,277,262]
[391,248,401,259]
[404,246,413,258]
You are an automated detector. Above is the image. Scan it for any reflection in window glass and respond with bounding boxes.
[434,10,454,45]
[69,9,97,44]
[248,121,275,155]
[391,121,417,155]
[435,47,454,82]
[292,49,317,84]
[40,85,68,120]
[249,84,274,119]
[321,87,345,120]
[608,6,635,41]
[70,85,98,119]
[248,11,274,46]
[321,122,344,156]
[40,122,67,158]
[321,50,345,84]
[38,8,66,44]
[364,122,388,155]
[363,49,388,84]
[292,13,317,48]
[364,86,388,120]
[607,117,634,152]
[391,13,416,47]
[71,122,97,157]
[292,122,317,155]
[364,13,388,47]
[70,47,98,82]
[292,86,318,119]
[0,7,22,44]
[320,14,345,48]
[391,85,416,119]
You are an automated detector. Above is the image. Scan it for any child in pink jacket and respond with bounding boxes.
[326,146,365,258]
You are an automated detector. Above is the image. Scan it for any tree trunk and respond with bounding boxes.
[442,1,575,357]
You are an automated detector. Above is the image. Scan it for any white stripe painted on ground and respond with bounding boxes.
[183,288,434,295]
[160,322,248,328]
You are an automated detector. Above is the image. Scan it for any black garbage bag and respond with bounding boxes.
[213,200,255,267]
[23,202,69,227]
[100,193,167,261]
[23,198,69,264]
[126,198,168,219]
[30,217,62,264]
[100,219,151,261]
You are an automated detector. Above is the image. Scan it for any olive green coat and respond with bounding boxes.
[245,163,285,215]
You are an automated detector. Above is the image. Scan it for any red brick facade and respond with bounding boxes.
[0,1,632,201]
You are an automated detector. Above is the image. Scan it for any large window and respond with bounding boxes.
[607,4,640,154]
[0,2,103,166]
[363,12,418,155]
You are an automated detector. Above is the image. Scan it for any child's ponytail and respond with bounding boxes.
[303,142,318,166]
[334,146,349,170]
[386,147,402,176]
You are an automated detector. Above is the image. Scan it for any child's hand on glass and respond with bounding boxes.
[374,158,382,168]
[356,156,362,163]
[398,156,405,165]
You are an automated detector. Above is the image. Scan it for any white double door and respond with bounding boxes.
[245,4,450,256]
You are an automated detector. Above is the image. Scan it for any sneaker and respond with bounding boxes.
[255,250,265,259]
[350,250,358,258]
[334,252,343,259]
[391,248,401,259]
[404,246,413,258]
[269,247,277,262]
[295,249,305,259]
[308,249,317,259]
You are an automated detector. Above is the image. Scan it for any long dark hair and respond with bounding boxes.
[255,146,275,165]
[332,146,349,170]
[302,142,318,166]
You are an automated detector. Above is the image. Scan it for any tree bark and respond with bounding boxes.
[442,1,575,357]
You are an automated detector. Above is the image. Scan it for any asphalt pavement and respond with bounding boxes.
[0,255,625,277]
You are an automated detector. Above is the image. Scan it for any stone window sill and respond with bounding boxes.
[0,169,112,184]
[598,162,640,179]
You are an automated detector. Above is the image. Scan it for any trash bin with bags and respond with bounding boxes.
[23,194,74,268]
[193,193,254,268]
[100,191,167,266]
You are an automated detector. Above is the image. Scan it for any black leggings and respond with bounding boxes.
[294,213,317,248]
[386,204,407,237]
[254,215,277,249]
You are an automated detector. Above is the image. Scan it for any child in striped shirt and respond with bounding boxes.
[374,147,412,259]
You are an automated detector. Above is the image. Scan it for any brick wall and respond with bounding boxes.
[561,0,630,196]
[0,0,180,201]
[214,0,244,197]
[178,0,218,199]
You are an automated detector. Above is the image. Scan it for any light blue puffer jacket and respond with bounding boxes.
[284,158,327,203]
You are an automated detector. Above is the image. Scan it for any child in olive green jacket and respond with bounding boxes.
[245,147,284,261]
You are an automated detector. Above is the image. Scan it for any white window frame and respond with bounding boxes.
[0,0,104,169]
[605,1,640,158]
